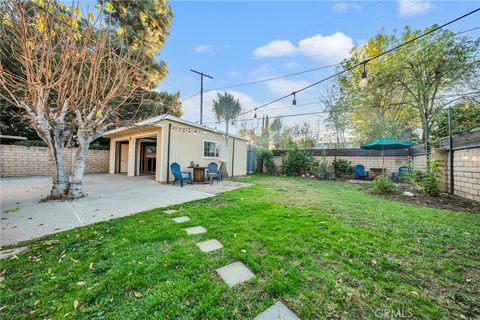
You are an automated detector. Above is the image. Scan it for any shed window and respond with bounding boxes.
[203,140,220,158]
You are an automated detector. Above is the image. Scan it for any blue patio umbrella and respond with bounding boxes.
[360,137,413,176]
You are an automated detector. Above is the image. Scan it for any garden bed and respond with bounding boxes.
[364,183,480,213]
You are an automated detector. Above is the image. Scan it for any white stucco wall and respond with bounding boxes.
[107,120,248,183]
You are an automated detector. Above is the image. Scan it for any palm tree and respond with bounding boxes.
[212,92,242,177]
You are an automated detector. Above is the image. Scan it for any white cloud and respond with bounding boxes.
[297,32,354,64]
[193,44,214,54]
[181,90,257,124]
[266,78,310,96]
[333,2,362,13]
[398,0,432,18]
[252,40,296,58]
[251,32,354,64]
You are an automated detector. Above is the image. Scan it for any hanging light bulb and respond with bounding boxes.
[359,62,368,87]
[231,119,234,125]
[254,108,257,118]
[292,92,297,105]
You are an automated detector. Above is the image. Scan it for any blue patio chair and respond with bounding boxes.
[206,162,221,185]
[170,162,192,187]
[355,164,369,180]
[391,166,411,181]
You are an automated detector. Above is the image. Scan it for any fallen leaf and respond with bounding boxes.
[76,281,86,286]
[89,263,94,270]
[34,299,40,305]
[371,259,377,266]
[410,291,419,297]
[70,258,80,263]
[240,249,246,253]
[134,292,142,298]
[73,300,79,310]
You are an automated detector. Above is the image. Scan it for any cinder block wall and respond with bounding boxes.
[0,145,109,177]
[448,148,480,202]
[273,154,409,177]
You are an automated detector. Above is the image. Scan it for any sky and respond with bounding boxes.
[155,0,479,136]
[78,0,480,137]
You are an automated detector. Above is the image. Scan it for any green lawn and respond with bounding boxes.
[1,175,479,319]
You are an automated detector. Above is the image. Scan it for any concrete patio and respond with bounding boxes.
[0,174,250,246]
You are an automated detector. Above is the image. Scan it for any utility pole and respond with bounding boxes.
[190,69,213,125]
[448,106,454,194]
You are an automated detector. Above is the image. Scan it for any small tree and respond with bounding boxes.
[212,92,242,177]
[0,0,150,198]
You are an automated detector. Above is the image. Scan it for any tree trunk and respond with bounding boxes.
[69,139,91,198]
[49,135,70,198]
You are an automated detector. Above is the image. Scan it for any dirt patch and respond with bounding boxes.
[364,184,480,214]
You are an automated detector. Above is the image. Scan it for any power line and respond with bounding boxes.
[235,8,480,118]
[208,91,480,126]
[181,63,340,102]
[181,0,446,103]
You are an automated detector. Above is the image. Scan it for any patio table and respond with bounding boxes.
[188,166,208,183]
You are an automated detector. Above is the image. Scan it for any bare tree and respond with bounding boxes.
[0,0,147,198]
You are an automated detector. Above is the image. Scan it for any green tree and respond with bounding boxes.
[212,92,242,177]
[270,118,285,150]
[431,102,480,139]
[393,26,479,143]
[340,30,419,143]
[100,0,173,88]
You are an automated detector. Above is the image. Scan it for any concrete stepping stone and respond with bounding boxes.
[0,246,29,260]
[254,301,300,320]
[172,216,190,223]
[216,261,255,287]
[184,226,207,235]
[196,239,223,252]
[163,209,178,215]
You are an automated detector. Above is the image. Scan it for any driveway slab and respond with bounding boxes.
[254,301,301,320]
[1,174,250,246]
[216,261,255,287]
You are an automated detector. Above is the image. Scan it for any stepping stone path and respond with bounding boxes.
[254,301,300,320]
[184,226,207,235]
[196,239,223,252]
[172,216,190,223]
[215,261,255,287]
[164,207,301,318]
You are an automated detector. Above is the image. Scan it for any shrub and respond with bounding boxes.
[372,176,396,194]
[13,140,47,147]
[419,170,440,197]
[402,160,440,197]
[256,148,275,174]
[282,145,319,176]
[316,152,334,179]
[332,158,354,177]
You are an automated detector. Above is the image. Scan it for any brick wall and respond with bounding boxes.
[0,145,109,177]
[273,154,410,177]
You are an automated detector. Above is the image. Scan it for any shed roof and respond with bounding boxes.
[103,114,248,141]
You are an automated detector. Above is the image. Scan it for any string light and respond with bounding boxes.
[359,62,368,87]
[292,92,297,105]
